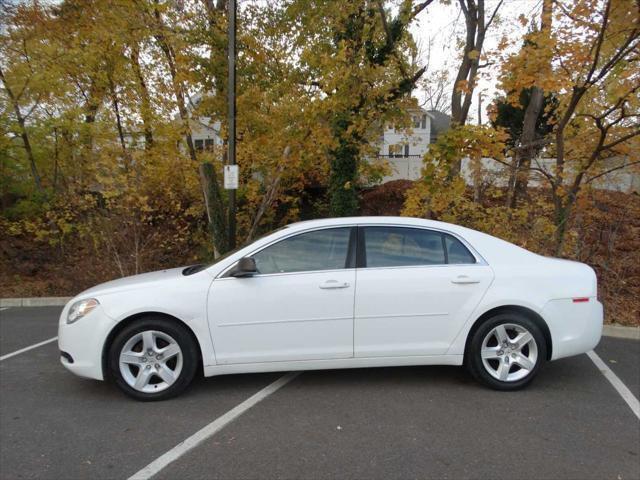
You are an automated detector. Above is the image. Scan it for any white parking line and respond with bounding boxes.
[128,371,301,480]
[0,336,58,361]
[587,350,640,420]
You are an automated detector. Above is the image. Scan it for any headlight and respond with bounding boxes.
[67,298,99,324]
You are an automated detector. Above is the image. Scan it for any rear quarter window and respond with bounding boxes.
[444,234,476,264]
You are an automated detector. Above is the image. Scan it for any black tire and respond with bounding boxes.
[466,312,547,391]
[108,317,199,401]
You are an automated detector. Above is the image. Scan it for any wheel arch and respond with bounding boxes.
[463,305,553,362]
[101,311,204,380]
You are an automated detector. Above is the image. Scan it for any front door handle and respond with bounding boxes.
[451,275,480,284]
[319,280,350,289]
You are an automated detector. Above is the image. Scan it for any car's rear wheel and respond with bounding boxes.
[467,312,546,390]
[108,317,198,401]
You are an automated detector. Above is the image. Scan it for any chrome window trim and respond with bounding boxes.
[216,222,488,279]
[360,224,487,268]
[216,267,356,281]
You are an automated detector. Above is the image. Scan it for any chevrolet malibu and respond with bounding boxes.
[59,217,603,400]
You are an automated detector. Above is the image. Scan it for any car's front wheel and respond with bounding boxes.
[467,312,547,390]
[108,317,198,401]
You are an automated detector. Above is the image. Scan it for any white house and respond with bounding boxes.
[375,111,638,193]
[184,100,448,173]
[186,95,224,153]
[124,94,224,152]
[374,108,450,182]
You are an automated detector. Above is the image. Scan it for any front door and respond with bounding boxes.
[208,227,356,364]
[354,226,493,357]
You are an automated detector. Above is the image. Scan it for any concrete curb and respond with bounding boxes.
[1,298,639,340]
[0,297,72,308]
[602,324,640,340]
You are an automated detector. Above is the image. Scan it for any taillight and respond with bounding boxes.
[572,297,589,303]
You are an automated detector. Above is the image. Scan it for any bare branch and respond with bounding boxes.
[411,0,435,18]
[376,1,393,50]
[586,160,640,184]
[584,0,611,84]
[485,0,504,30]
[458,0,469,18]
[513,137,553,152]
[601,128,640,151]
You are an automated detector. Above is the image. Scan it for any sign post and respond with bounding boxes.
[227,0,237,249]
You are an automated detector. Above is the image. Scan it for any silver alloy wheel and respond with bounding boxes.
[119,330,183,393]
[481,323,538,382]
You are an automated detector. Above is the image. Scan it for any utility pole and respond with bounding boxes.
[227,0,237,249]
[477,92,482,125]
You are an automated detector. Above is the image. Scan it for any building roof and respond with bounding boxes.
[427,110,451,136]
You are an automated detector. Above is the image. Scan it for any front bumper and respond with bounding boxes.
[58,302,116,381]
[543,297,603,361]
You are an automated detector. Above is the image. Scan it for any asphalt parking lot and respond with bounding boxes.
[0,306,638,480]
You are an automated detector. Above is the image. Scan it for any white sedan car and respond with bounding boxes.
[59,217,603,400]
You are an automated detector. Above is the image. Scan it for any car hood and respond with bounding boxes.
[76,266,188,299]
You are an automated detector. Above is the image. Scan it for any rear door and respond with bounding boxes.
[354,226,493,357]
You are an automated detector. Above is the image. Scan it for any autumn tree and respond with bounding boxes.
[0,3,55,195]
[499,0,640,253]
[285,0,432,216]
[491,85,557,206]
[403,124,508,216]
[226,2,336,240]
[492,89,556,151]
[1,1,207,273]
[494,0,554,207]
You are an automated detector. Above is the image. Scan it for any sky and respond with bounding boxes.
[409,0,543,123]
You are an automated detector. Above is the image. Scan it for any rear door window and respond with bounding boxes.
[363,227,446,267]
[362,227,476,267]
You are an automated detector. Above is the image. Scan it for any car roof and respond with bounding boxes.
[284,216,479,238]
[286,216,453,229]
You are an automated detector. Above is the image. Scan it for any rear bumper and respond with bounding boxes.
[543,297,603,361]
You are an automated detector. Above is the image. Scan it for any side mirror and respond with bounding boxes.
[230,257,257,277]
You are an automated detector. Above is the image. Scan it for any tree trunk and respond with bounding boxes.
[506,0,552,208]
[329,115,360,216]
[246,146,290,243]
[53,127,59,193]
[83,80,101,145]
[109,77,130,170]
[152,7,229,254]
[130,43,154,149]
[0,67,43,193]
[199,162,229,254]
[553,198,573,256]
[472,156,483,203]
[450,0,478,129]
[449,0,501,176]
[505,87,544,207]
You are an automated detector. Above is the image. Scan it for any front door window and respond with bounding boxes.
[252,227,352,275]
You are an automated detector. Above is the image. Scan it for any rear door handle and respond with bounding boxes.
[319,280,350,289]
[451,275,480,284]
